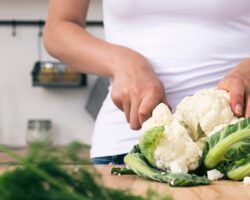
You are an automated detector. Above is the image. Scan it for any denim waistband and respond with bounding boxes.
[91,154,127,165]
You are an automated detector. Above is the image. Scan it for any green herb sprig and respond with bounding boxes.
[0,142,171,200]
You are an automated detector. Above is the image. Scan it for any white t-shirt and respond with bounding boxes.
[91,0,250,158]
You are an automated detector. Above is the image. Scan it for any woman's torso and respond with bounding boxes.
[91,0,250,158]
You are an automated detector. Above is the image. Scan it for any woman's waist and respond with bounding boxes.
[154,62,233,92]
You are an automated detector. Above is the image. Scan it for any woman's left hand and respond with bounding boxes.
[218,59,250,117]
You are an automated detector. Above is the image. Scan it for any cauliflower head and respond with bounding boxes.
[140,88,240,174]
[174,89,238,140]
[139,121,202,173]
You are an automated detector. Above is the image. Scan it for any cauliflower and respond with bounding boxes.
[139,120,201,173]
[207,169,224,181]
[174,89,238,140]
[243,177,250,186]
[141,103,173,131]
[140,88,240,174]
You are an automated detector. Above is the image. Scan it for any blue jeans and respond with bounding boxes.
[91,154,127,165]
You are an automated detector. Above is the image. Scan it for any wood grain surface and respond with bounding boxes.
[95,165,250,200]
[0,164,249,200]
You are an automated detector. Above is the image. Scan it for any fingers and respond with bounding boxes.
[112,80,168,130]
[116,92,168,130]
[130,95,141,130]
[138,96,156,126]
[219,76,245,117]
[122,94,131,123]
[111,92,123,111]
[112,89,131,123]
[130,95,169,130]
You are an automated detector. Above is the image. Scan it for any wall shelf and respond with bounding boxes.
[31,61,87,88]
[0,19,103,27]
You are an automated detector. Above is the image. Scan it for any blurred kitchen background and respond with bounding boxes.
[0,0,104,146]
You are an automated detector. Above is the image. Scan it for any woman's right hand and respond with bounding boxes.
[111,49,169,130]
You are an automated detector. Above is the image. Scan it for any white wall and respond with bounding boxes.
[0,0,103,146]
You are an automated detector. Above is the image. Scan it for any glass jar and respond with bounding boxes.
[26,120,53,145]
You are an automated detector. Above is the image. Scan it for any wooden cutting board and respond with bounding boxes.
[95,165,250,200]
[0,165,249,200]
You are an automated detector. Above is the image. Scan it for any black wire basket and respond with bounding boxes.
[31,61,87,88]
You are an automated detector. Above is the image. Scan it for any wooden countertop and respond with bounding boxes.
[94,165,250,200]
[0,148,250,200]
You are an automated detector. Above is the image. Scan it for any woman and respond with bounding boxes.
[44,0,250,164]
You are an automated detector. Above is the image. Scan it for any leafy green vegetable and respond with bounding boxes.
[124,146,211,187]
[111,167,135,175]
[227,155,250,180]
[166,173,211,187]
[0,142,171,200]
[202,118,250,180]
[139,126,164,166]
[131,144,142,154]
[125,153,169,183]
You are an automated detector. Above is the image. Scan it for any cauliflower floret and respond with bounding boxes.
[154,121,201,173]
[243,177,250,186]
[207,169,224,181]
[142,103,173,131]
[170,160,188,173]
[174,89,238,139]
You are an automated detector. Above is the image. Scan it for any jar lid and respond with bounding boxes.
[28,119,52,129]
